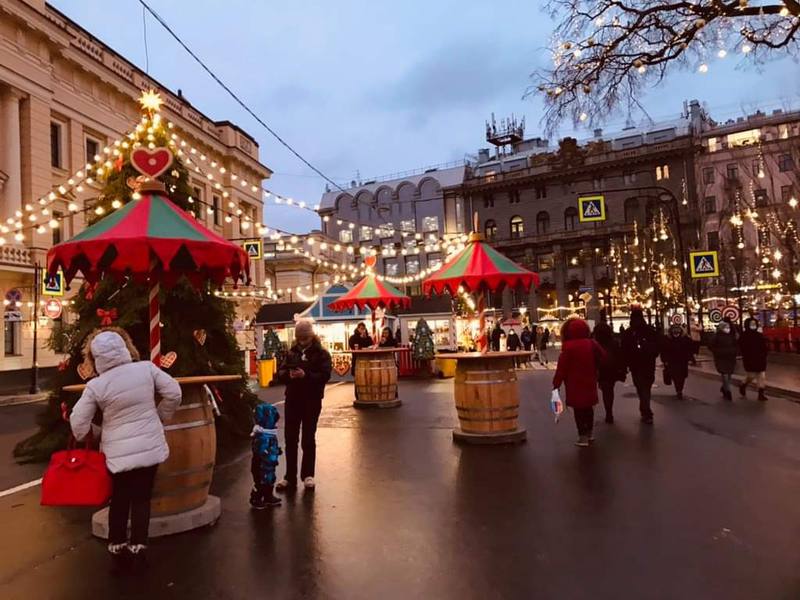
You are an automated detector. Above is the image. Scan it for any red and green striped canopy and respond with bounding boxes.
[47,192,250,288]
[327,273,411,312]
[423,233,539,296]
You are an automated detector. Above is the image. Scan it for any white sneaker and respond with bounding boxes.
[275,479,294,491]
[303,477,315,489]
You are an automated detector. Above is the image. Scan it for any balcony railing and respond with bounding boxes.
[0,244,33,267]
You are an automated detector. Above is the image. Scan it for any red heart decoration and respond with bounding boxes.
[77,361,95,381]
[160,351,178,369]
[131,147,173,179]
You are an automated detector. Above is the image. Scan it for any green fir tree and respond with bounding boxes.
[15,101,256,463]
[411,318,435,361]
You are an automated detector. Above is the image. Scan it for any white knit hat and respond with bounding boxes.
[295,319,314,337]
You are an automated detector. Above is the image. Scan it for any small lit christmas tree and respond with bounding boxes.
[412,319,435,361]
[261,327,282,359]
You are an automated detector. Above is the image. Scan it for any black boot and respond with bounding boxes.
[739,382,747,397]
[758,389,768,402]
[723,389,733,401]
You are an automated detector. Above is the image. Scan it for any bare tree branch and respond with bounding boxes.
[528,0,800,133]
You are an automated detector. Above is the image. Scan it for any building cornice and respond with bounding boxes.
[1,0,270,180]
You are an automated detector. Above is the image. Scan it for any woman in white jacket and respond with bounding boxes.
[70,328,181,570]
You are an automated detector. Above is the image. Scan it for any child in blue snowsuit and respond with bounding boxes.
[250,403,282,509]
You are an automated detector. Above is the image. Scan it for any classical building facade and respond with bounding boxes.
[694,108,799,313]
[444,103,707,322]
[317,164,466,294]
[0,0,271,381]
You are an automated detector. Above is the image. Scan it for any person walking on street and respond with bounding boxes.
[521,326,533,351]
[276,320,332,491]
[660,325,694,400]
[709,321,738,401]
[739,319,768,401]
[70,328,182,574]
[621,308,660,424]
[689,318,702,365]
[592,321,625,423]
[490,322,505,352]
[553,318,607,447]
[506,327,521,367]
[520,325,533,369]
[539,327,551,365]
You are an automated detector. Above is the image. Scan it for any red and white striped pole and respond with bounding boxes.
[477,289,488,354]
[149,280,161,365]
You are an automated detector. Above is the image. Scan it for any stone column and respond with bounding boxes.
[0,87,22,219]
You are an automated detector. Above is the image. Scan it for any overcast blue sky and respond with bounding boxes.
[53,0,797,233]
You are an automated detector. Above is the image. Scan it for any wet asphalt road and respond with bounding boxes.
[1,370,799,600]
[0,402,46,489]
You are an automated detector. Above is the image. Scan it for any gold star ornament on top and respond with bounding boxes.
[139,89,163,113]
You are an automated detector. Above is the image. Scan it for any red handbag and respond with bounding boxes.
[41,436,112,507]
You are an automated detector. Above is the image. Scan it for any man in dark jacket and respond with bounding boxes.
[739,319,768,401]
[621,308,659,424]
[709,321,738,401]
[506,328,521,351]
[660,325,694,400]
[521,326,533,350]
[275,320,332,491]
[593,321,625,423]
[490,323,505,352]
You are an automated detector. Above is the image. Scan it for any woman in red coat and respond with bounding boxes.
[553,317,606,447]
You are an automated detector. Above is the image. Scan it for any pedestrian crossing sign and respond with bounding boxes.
[42,270,64,296]
[578,195,606,222]
[689,251,719,278]
[243,239,262,260]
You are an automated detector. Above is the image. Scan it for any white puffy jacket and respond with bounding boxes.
[70,331,182,473]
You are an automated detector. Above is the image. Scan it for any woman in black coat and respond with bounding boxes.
[660,325,694,400]
[738,320,768,401]
[592,322,626,423]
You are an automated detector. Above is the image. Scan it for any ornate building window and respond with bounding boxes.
[485,219,497,241]
[564,207,578,231]
[536,211,550,234]
[510,215,524,239]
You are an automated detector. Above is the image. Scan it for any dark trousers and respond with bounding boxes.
[573,407,594,436]
[633,375,654,418]
[109,465,158,546]
[284,397,322,481]
[673,376,686,394]
[600,384,615,418]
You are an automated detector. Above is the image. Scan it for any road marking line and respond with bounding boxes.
[0,478,43,499]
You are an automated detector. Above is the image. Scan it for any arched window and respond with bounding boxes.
[564,207,578,231]
[536,211,550,235]
[510,215,524,239]
[624,198,639,223]
[485,219,497,241]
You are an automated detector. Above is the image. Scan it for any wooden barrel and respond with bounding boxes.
[354,354,398,405]
[454,357,520,434]
[151,383,216,517]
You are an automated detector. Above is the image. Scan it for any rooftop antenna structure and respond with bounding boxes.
[485,113,525,159]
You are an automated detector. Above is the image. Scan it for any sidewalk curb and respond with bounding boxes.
[0,393,49,407]
[688,367,800,402]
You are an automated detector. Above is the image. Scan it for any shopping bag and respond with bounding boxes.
[550,389,564,423]
[41,437,111,507]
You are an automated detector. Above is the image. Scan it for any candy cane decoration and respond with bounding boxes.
[477,289,488,354]
[149,280,161,364]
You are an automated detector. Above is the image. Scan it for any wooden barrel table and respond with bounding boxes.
[64,374,239,537]
[441,352,531,444]
[351,348,401,408]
